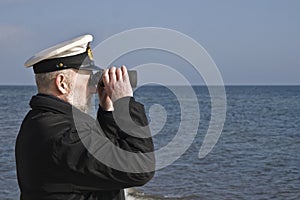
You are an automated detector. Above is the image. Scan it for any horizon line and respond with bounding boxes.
[0,84,299,87]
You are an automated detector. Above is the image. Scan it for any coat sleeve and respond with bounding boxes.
[52,97,155,191]
[97,97,154,153]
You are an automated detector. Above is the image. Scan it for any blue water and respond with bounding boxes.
[0,86,300,199]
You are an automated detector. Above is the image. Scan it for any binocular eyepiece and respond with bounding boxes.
[89,69,137,88]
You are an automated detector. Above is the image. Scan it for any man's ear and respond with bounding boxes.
[55,73,69,94]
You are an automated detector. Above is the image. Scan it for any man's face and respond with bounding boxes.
[68,70,96,113]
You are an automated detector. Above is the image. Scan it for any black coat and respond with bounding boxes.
[15,94,155,200]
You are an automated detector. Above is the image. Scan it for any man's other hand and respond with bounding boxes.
[98,66,133,110]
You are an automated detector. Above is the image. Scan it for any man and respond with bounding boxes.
[15,34,155,200]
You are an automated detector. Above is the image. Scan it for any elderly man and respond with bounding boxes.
[15,34,155,200]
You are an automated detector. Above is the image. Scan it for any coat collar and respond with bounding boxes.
[29,94,98,128]
[29,93,73,115]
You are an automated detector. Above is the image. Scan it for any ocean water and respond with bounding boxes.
[0,86,300,199]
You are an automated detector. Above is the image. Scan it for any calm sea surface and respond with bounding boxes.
[0,86,299,200]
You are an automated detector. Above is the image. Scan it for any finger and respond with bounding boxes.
[102,69,109,86]
[116,67,122,81]
[109,66,116,84]
[121,65,127,76]
[121,65,129,81]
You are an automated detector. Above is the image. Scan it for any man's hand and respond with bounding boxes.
[97,66,133,111]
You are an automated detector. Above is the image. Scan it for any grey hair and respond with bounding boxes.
[35,69,75,93]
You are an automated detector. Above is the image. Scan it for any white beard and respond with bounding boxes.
[66,90,92,114]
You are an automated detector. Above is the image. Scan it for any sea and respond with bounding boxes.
[0,85,299,200]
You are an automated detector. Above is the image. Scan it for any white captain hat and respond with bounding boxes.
[24,34,101,74]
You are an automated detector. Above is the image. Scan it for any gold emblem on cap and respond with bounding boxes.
[87,44,94,61]
[58,63,64,68]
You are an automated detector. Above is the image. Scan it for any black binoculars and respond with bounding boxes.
[89,69,137,88]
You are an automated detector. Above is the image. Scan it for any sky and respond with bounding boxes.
[0,0,299,85]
